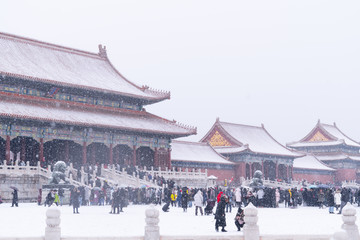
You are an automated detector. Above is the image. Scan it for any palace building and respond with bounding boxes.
[199,118,302,182]
[171,140,234,181]
[287,121,360,183]
[0,32,196,169]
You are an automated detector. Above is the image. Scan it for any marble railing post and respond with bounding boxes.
[243,202,259,240]
[45,207,61,240]
[332,231,349,240]
[145,207,160,240]
[341,202,360,240]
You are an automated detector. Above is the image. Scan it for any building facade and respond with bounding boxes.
[287,121,360,183]
[200,118,301,183]
[0,32,196,170]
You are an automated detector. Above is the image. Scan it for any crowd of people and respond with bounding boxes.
[7,178,360,232]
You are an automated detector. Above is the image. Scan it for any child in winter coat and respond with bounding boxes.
[235,206,245,231]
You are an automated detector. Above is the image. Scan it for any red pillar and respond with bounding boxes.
[21,138,26,162]
[92,144,96,165]
[261,160,264,174]
[5,135,10,164]
[154,147,158,168]
[275,161,278,180]
[167,148,172,169]
[249,163,253,178]
[65,141,69,163]
[39,138,44,163]
[286,165,289,181]
[109,143,113,165]
[133,146,137,166]
[82,142,87,164]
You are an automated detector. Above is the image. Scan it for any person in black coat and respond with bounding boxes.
[72,187,80,214]
[182,190,188,212]
[11,189,18,207]
[110,189,120,214]
[215,195,227,232]
[327,189,335,214]
[338,188,350,214]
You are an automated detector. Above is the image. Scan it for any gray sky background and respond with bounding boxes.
[1,0,360,145]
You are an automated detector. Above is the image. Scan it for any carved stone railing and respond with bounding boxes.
[242,178,304,189]
[101,165,159,188]
[342,180,360,189]
[141,166,207,180]
[0,160,52,178]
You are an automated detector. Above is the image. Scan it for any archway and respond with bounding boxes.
[264,161,276,180]
[246,163,250,179]
[278,164,288,181]
[114,144,133,167]
[0,136,5,164]
[11,136,39,166]
[136,147,154,169]
[86,142,109,166]
[69,141,82,169]
[252,162,262,177]
[44,140,66,167]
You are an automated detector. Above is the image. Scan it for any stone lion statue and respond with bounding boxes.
[49,161,68,184]
[249,170,264,189]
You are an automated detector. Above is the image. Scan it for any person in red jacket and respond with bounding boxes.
[217,191,224,203]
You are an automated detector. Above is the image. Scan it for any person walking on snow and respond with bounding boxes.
[194,189,203,216]
[215,195,227,232]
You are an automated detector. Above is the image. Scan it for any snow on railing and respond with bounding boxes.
[100,164,159,188]
[140,166,207,180]
[0,160,52,178]
[342,180,360,189]
[242,178,304,189]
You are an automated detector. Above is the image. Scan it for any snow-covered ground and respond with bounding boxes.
[0,203,351,238]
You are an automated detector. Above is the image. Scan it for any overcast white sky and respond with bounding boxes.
[1,0,360,144]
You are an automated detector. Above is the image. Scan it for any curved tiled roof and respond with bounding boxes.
[0,93,195,137]
[0,32,169,103]
[288,121,360,148]
[171,141,234,165]
[206,120,301,157]
[293,155,335,171]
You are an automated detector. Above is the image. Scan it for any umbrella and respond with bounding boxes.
[308,185,318,189]
[318,184,330,189]
[92,187,102,191]
[10,186,19,191]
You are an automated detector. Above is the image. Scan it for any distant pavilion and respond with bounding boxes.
[287,121,360,183]
[200,118,301,182]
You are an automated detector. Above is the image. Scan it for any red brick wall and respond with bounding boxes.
[293,172,334,184]
[335,169,357,183]
[206,168,235,182]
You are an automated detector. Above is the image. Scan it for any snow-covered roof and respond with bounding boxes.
[213,121,300,157]
[171,141,234,165]
[213,146,248,154]
[0,32,169,102]
[0,94,195,137]
[321,123,360,147]
[293,155,335,171]
[287,140,344,148]
[288,121,360,148]
[316,153,360,162]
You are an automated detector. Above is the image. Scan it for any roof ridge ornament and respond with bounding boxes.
[98,44,107,58]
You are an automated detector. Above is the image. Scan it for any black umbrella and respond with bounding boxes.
[10,186,19,191]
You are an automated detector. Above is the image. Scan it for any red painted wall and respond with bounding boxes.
[293,172,334,184]
[335,169,357,183]
[206,168,235,182]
